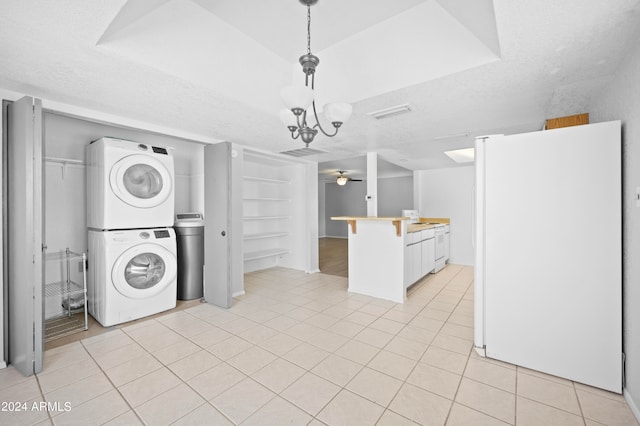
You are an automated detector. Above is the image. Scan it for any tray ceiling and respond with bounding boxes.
[0,0,638,170]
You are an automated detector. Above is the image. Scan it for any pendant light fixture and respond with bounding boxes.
[280,0,352,146]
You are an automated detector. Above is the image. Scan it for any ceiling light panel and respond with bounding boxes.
[444,148,475,163]
[368,104,412,120]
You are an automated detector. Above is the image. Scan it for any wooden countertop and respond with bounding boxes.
[420,217,450,224]
[407,218,451,233]
[407,223,437,233]
[331,216,449,236]
[330,216,408,237]
[330,216,409,221]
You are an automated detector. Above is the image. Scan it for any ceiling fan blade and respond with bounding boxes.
[349,178,363,182]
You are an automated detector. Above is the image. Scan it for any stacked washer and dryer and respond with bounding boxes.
[86,137,177,327]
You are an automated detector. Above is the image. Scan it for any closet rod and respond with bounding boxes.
[44,156,85,165]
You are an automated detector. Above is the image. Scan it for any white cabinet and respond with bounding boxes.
[404,231,419,288]
[411,239,422,285]
[404,243,412,288]
[405,228,436,288]
[421,233,435,275]
[444,225,450,262]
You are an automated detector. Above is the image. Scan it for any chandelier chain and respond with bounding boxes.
[307,4,311,54]
[281,0,350,145]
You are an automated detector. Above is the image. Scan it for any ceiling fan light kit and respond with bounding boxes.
[280,0,352,146]
[335,170,362,186]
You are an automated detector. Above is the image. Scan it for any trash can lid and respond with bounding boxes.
[174,212,204,227]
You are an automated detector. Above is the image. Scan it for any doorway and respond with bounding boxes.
[318,237,348,278]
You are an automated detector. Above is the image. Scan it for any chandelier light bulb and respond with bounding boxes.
[324,102,353,125]
[279,108,298,128]
[280,85,314,112]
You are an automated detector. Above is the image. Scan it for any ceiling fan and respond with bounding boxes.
[336,170,363,186]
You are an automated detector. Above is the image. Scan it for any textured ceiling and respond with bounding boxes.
[1,0,639,174]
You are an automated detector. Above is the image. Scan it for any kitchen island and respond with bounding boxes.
[330,216,411,303]
[331,216,449,303]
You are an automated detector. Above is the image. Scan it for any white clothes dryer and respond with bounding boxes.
[87,137,175,230]
[88,228,177,327]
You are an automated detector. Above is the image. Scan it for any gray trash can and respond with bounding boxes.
[174,213,204,300]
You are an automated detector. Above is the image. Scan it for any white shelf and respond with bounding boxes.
[244,232,289,240]
[243,197,290,202]
[244,248,289,261]
[243,176,290,184]
[243,215,289,220]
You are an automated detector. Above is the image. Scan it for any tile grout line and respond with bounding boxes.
[79,339,146,425]
[514,363,518,425]
[318,264,473,424]
[117,320,239,425]
[235,271,464,423]
[439,268,477,424]
[572,381,589,425]
[134,313,341,424]
[33,372,54,425]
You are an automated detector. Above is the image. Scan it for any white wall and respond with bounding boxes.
[323,176,413,238]
[589,42,640,417]
[324,181,367,237]
[318,180,326,237]
[378,176,414,217]
[414,166,474,265]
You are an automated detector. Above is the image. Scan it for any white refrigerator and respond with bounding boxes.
[474,121,622,393]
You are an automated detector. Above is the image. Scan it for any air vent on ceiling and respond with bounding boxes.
[367,104,412,120]
[279,147,328,157]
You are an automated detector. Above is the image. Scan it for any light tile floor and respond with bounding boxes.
[1,265,638,425]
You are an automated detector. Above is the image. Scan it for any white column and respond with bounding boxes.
[367,152,378,216]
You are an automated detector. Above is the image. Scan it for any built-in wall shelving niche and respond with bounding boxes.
[244,232,289,240]
[244,248,289,261]
[243,176,290,184]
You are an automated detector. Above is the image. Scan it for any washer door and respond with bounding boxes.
[111,243,177,299]
[109,154,172,208]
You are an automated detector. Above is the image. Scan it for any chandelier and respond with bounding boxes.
[279,0,352,146]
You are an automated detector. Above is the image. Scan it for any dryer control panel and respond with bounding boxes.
[152,146,168,155]
[154,229,171,239]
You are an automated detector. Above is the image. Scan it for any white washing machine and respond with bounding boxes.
[88,228,177,327]
[87,137,175,230]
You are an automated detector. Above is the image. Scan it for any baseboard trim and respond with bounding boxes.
[232,291,245,298]
[0,361,6,369]
[625,389,640,423]
[323,235,348,239]
[306,269,320,274]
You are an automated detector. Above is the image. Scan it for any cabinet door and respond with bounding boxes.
[445,233,450,261]
[425,238,435,274]
[421,238,430,275]
[203,142,243,308]
[404,244,412,288]
[411,243,421,283]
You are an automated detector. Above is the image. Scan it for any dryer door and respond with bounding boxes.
[111,243,177,299]
[109,154,173,208]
